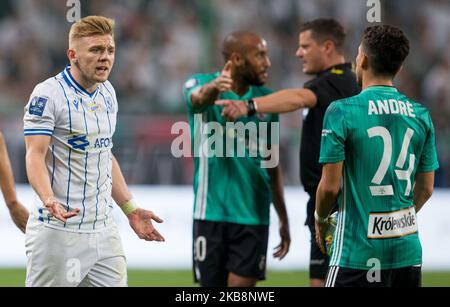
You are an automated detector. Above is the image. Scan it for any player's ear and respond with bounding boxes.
[361,52,369,70]
[67,49,77,63]
[231,53,243,67]
[324,40,335,54]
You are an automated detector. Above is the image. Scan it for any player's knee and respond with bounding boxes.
[310,278,325,287]
[228,273,258,287]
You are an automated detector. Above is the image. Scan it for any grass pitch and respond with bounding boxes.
[0,269,448,287]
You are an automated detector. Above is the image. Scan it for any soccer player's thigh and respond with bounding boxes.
[193,220,227,287]
[226,223,269,280]
[25,224,95,287]
[81,224,127,287]
[80,256,127,287]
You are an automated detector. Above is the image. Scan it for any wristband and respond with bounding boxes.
[246,99,257,117]
[120,199,138,215]
[314,211,329,224]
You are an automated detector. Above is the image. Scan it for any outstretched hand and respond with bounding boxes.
[44,196,80,223]
[128,208,165,242]
[216,100,248,121]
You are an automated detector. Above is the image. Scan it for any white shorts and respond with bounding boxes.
[25,217,127,287]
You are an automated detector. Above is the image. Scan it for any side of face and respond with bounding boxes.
[296,30,327,75]
[238,38,271,86]
[355,44,366,87]
[69,34,116,84]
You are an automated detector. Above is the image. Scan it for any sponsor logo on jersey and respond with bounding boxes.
[322,129,333,137]
[368,206,418,239]
[72,99,81,111]
[94,137,112,149]
[29,97,48,116]
[330,68,344,75]
[68,135,90,151]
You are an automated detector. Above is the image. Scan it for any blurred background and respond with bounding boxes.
[0,0,448,186]
[0,0,449,286]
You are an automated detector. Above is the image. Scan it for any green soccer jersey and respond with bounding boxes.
[183,73,279,226]
[320,86,439,270]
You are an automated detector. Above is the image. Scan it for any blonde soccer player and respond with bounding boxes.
[24,16,164,287]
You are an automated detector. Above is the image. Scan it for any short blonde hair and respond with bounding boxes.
[69,15,115,48]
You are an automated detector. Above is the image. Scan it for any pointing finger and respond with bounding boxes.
[222,60,233,76]
[216,100,231,106]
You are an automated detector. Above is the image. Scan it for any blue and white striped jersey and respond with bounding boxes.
[24,66,118,232]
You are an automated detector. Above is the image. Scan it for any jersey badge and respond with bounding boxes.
[185,78,198,91]
[89,102,101,113]
[29,97,48,116]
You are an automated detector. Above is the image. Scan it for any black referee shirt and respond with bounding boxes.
[300,63,360,192]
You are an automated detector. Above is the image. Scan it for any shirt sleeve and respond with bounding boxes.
[183,75,208,114]
[319,101,347,164]
[23,83,57,137]
[417,113,439,173]
[304,77,332,108]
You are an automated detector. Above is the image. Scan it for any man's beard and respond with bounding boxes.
[240,64,264,86]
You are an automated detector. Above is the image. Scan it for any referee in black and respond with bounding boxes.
[218,18,360,287]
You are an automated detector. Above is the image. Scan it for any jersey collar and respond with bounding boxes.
[363,85,399,93]
[62,66,100,99]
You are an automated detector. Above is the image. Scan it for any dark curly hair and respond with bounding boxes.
[301,18,346,53]
[362,25,410,77]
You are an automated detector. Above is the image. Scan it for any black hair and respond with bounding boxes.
[362,25,410,77]
[301,18,346,52]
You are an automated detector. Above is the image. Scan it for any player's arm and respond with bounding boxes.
[190,61,233,109]
[267,162,291,260]
[414,114,438,213]
[111,155,164,242]
[413,172,435,213]
[217,89,317,121]
[25,135,79,223]
[315,162,343,254]
[255,88,317,113]
[0,133,28,233]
